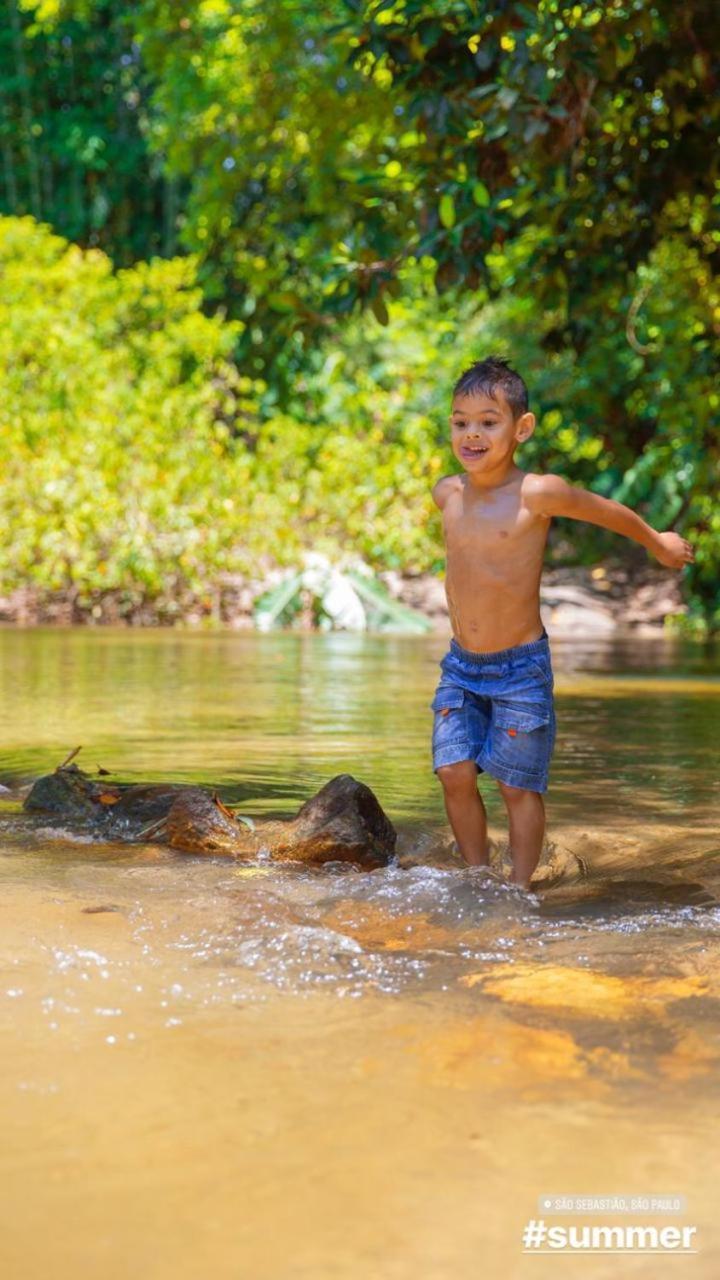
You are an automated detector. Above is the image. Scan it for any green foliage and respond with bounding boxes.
[0,216,255,600]
[2,0,173,259]
[1,215,718,626]
[0,218,453,600]
[0,1,719,626]
[339,0,720,314]
[2,0,401,382]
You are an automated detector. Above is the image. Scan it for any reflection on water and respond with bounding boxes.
[1,628,719,1278]
[1,628,719,823]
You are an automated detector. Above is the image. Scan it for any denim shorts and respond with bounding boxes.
[431,630,556,793]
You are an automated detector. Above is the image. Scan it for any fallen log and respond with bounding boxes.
[23,758,396,869]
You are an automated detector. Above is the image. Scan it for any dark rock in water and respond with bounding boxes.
[23,766,184,835]
[23,764,108,819]
[602,879,717,908]
[272,774,396,868]
[24,762,396,869]
[166,774,395,868]
[108,784,192,834]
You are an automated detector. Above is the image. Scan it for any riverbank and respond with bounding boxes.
[0,562,686,636]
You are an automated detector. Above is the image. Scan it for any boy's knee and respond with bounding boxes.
[436,760,478,796]
[496,779,541,805]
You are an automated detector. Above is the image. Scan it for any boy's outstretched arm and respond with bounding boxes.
[524,474,694,569]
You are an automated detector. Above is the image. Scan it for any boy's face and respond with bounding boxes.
[449,390,535,474]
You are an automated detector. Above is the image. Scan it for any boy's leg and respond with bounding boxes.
[497,780,545,888]
[436,761,489,866]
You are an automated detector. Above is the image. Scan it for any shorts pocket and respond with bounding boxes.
[490,701,553,782]
[493,704,550,733]
[431,685,468,758]
[430,685,465,713]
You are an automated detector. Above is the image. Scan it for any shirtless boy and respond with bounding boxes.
[431,355,694,890]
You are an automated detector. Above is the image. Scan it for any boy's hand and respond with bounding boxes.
[652,531,695,569]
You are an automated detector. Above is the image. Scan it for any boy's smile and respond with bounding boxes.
[458,440,490,461]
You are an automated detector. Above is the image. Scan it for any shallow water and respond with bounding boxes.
[1,627,719,1278]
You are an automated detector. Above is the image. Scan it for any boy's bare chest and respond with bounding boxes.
[443,490,541,558]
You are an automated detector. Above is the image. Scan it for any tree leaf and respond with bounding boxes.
[439,193,456,228]
[371,294,389,324]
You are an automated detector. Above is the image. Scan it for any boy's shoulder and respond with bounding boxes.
[521,470,572,514]
[431,473,464,509]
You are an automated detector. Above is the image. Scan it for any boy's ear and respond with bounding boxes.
[515,411,535,443]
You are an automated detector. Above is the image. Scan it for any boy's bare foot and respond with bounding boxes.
[466,864,506,884]
[509,878,541,896]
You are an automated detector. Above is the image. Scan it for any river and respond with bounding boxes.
[1,627,718,1278]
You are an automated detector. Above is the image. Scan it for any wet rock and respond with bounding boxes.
[459,963,709,1020]
[166,774,395,868]
[272,774,396,868]
[166,789,260,858]
[24,766,185,835]
[23,763,109,819]
[538,877,717,915]
[108,784,192,834]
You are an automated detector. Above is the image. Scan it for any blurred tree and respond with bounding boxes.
[130,0,400,382]
[0,0,177,259]
[3,0,397,381]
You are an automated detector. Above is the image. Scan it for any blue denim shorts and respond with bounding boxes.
[431,631,556,793]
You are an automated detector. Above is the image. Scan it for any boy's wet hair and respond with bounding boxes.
[453,355,529,419]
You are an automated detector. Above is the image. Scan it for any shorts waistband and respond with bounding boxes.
[449,628,549,665]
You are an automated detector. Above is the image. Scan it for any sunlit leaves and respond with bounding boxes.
[439,193,455,228]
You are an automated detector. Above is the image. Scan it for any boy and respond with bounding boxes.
[431,355,694,890]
